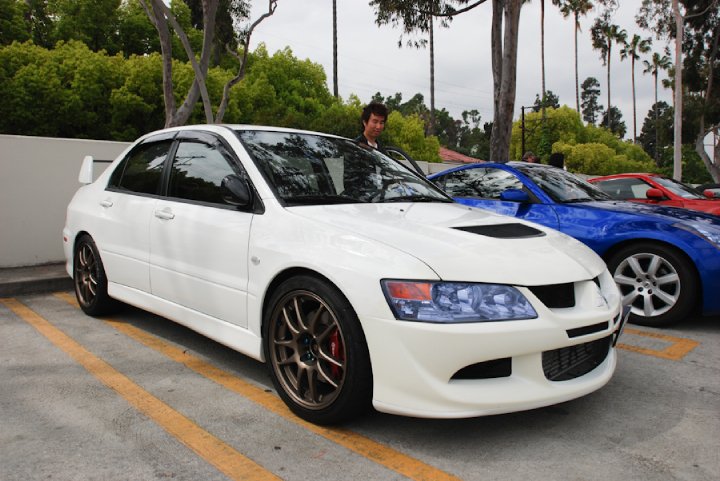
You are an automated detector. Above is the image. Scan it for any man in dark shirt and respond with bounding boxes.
[355,102,388,152]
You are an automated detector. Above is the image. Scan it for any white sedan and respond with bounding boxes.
[64,125,626,424]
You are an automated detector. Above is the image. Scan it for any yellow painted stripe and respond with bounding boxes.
[54,292,462,481]
[1,297,280,481]
[618,327,699,361]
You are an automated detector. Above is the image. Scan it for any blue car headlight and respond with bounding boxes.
[674,223,720,249]
[381,280,538,323]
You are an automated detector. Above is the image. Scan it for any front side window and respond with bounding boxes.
[594,178,650,200]
[517,165,611,203]
[108,141,171,195]
[167,140,240,205]
[235,130,451,205]
[440,168,524,199]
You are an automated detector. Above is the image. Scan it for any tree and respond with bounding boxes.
[370,1,457,135]
[581,76,602,124]
[643,52,672,163]
[620,34,651,143]
[638,101,673,166]
[138,0,276,126]
[0,0,30,45]
[369,0,523,162]
[638,0,720,182]
[591,10,627,131]
[51,0,123,54]
[532,90,560,112]
[553,0,594,113]
[600,106,626,138]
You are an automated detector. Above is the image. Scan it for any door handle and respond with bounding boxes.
[99,199,113,208]
[154,209,175,220]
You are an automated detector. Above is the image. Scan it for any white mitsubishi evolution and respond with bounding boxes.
[64,125,627,425]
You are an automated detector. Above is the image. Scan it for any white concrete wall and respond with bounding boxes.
[0,135,129,267]
[0,134,464,267]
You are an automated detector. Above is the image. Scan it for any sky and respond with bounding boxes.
[249,1,675,141]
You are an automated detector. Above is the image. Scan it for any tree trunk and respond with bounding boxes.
[429,16,435,135]
[606,41,612,130]
[574,12,580,113]
[672,0,683,180]
[654,71,659,164]
[489,0,522,162]
[333,0,338,98]
[540,0,546,121]
[631,56,637,143]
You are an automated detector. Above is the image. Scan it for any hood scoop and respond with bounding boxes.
[453,223,546,239]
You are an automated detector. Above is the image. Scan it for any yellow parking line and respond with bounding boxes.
[1,297,280,481]
[617,327,699,361]
[54,292,462,481]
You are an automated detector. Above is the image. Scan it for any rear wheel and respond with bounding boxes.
[263,275,372,425]
[73,235,116,316]
[606,243,697,327]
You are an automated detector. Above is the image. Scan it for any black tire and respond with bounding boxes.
[606,242,697,327]
[263,275,373,425]
[73,235,116,316]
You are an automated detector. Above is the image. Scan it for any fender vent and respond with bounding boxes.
[453,223,545,239]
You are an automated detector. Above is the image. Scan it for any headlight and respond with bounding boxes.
[674,222,720,249]
[381,280,538,323]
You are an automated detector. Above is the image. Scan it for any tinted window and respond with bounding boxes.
[236,130,451,205]
[441,167,524,199]
[167,140,240,205]
[594,178,650,199]
[109,141,171,195]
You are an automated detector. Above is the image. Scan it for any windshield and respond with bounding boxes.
[235,130,452,206]
[516,164,612,203]
[653,176,707,199]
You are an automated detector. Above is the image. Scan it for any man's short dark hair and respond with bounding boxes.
[361,102,388,123]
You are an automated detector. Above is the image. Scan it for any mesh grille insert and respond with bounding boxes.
[542,336,612,381]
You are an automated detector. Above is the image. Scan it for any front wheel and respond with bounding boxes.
[606,243,697,327]
[263,275,372,425]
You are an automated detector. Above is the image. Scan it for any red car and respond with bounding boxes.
[589,173,720,216]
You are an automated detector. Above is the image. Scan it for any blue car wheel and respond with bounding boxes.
[606,242,697,327]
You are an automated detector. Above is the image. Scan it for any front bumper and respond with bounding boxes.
[362,307,626,418]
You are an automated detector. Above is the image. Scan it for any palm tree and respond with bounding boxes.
[643,52,671,164]
[620,34,651,143]
[591,14,627,131]
[553,0,593,113]
[332,0,338,98]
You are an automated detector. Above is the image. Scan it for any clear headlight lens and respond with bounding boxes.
[674,222,720,249]
[381,280,538,323]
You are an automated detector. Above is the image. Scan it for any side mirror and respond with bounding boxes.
[79,155,94,184]
[645,188,665,200]
[703,189,719,199]
[500,188,530,202]
[221,174,253,207]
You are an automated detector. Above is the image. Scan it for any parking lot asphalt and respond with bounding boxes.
[1,280,719,480]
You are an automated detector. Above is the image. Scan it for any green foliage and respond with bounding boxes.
[554,141,656,175]
[657,145,713,184]
[510,106,585,161]
[0,0,30,45]
[383,111,441,163]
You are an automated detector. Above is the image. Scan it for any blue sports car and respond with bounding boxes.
[428,162,720,327]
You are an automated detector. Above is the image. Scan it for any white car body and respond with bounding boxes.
[64,125,624,421]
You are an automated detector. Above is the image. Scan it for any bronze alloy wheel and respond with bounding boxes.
[263,275,373,424]
[268,289,346,410]
[73,235,115,316]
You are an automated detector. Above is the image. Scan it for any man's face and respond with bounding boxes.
[363,113,386,141]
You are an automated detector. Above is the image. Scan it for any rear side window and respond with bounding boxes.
[167,140,240,205]
[108,141,171,195]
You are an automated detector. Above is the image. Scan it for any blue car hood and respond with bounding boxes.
[575,200,720,226]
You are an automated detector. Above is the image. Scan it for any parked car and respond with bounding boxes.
[428,162,720,327]
[64,126,625,425]
[696,183,720,199]
[589,173,720,216]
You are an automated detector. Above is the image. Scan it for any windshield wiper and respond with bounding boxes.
[561,198,594,204]
[381,194,452,203]
[284,194,367,205]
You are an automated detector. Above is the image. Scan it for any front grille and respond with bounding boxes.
[527,283,575,308]
[542,336,612,381]
[451,358,511,380]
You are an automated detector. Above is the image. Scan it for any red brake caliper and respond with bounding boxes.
[329,328,344,380]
